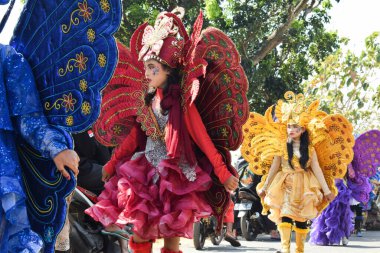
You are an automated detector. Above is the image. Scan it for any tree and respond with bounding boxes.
[116,0,341,113]
[115,1,205,46]
[303,32,380,134]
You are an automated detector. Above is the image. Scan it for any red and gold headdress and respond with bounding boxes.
[137,7,187,68]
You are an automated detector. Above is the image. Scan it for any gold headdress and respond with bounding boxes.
[273,91,329,129]
[278,91,308,126]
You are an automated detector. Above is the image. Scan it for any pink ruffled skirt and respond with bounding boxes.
[85,155,213,240]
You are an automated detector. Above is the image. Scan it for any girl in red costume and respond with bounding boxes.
[85,7,249,253]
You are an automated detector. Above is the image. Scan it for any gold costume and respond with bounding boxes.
[241,92,354,253]
[241,91,355,252]
[262,149,325,223]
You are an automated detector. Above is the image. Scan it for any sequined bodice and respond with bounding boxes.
[133,97,197,182]
[145,101,169,167]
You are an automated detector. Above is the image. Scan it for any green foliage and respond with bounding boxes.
[115,1,205,46]
[117,0,340,114]
[245,1,339,113]
[304,32,380,134]
[205,0,221,20]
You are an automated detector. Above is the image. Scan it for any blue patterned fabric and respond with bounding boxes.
[10,0,122,133]
[1,1,122,251]
[0,44,42,131]
[4,0,121,251]
[0,44,72,252]
[16,128,75,253]
[370,170,380,182]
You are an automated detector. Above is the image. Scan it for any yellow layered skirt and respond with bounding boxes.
[259,167,324,224]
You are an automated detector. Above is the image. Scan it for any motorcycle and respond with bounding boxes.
[234,158,277,241]
[193,216,226,250]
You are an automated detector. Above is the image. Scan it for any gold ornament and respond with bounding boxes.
[278,91,307,126]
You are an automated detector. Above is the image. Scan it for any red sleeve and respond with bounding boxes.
[184,103,233,184]
[103,122,141,175]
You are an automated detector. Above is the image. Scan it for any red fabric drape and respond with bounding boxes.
[161,85,196,167]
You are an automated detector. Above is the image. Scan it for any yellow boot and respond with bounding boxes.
[294,227,309,253]
[276,222,292,253]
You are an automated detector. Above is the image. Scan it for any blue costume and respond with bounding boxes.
[369,170,380,204]
[0,44,68,252]
[0,0,121,251]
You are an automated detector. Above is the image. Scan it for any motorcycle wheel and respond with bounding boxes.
[240,213,257,241]
[210,226,226,245]
[193,221,206,250]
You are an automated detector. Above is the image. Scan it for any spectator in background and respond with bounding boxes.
[73,129,111,195]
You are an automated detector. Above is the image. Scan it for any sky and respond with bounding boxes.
[0,0,22,44]
[326,0,380,53]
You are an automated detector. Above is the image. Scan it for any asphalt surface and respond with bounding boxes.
[152,230,380,253]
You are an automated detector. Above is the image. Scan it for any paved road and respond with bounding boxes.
[152,230,380,253]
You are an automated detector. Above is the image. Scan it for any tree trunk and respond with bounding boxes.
[252,0,315,66]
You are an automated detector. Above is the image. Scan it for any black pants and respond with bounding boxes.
[350,204,363,217]
[281,216,308,229]
[350,204,364,230]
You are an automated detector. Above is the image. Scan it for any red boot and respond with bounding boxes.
[161,248,183,253]
[128,239,153,253]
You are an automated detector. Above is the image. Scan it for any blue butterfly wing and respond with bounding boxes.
[10,0,121,132]
[17,130,75,253]
[9,1,121,252]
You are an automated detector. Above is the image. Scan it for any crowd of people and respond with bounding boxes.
[0,1,379,253]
